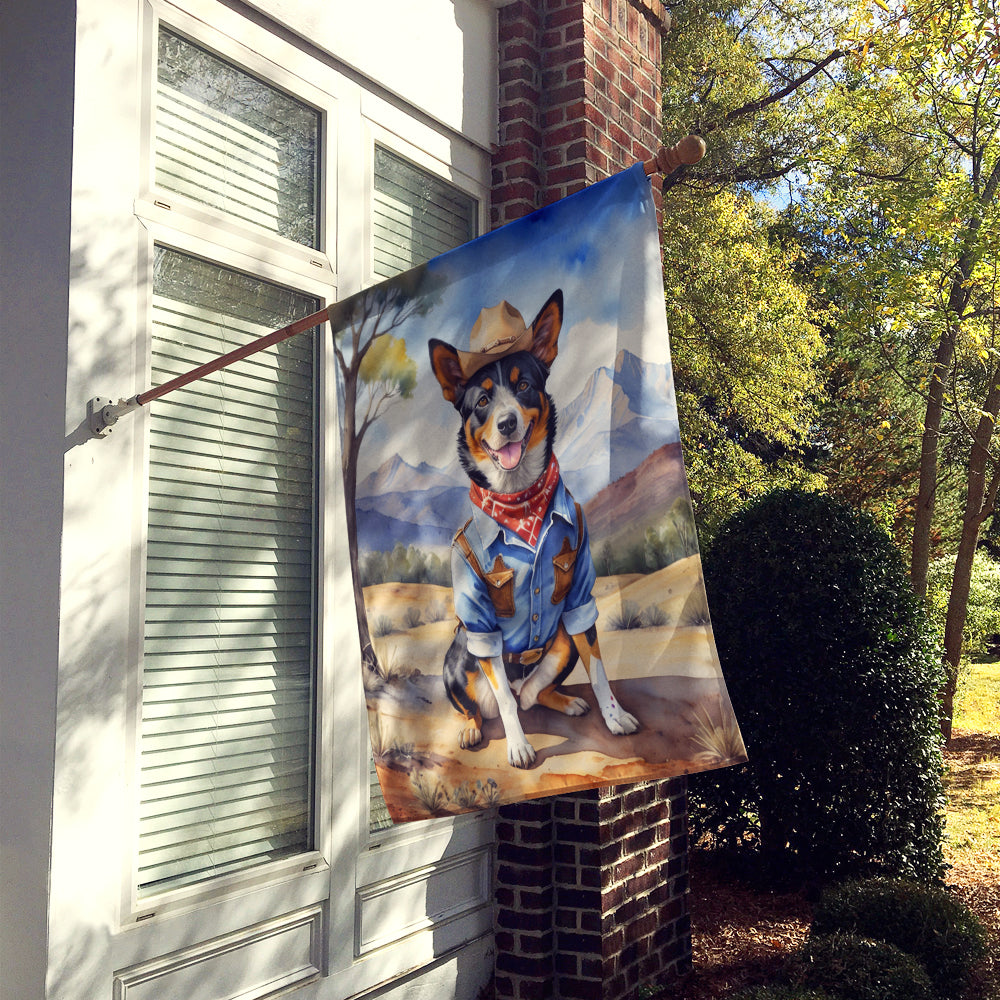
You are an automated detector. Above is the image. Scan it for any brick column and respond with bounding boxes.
[491,4,691,999]
[492,0,667,227]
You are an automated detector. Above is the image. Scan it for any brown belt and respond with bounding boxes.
[505,639,553,667]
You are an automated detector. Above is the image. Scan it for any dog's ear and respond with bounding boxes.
[529,290,562,368]
[428,339,466,405]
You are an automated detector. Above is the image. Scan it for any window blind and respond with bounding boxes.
[372,146,477,280]
[368,148,477,832]
[138,248,319,895]
[156,27,320,248]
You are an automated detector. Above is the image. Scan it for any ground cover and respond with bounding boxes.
[665,660,1000,1000]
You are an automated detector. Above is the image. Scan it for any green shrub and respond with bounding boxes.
[812,878,988,998]
[693,489,946,882]
[608,600,643,630]
[792,933,933,1000]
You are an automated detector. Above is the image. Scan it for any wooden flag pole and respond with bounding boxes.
[88,134,706,437]
[87,305,331,437]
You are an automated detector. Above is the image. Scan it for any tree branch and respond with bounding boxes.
[708,49,847,133]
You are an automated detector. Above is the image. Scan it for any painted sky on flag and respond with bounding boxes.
[357,164,672,481]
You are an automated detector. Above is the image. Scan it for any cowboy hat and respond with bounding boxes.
[455,301,534,378]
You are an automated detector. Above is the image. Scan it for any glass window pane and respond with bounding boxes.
[156,28,320,248]
[372,146,477,279]
[139,246,318,895]
[368,149,478,833]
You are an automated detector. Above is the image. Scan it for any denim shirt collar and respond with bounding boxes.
[468,477,576,551]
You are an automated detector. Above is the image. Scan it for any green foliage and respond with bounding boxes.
[927,550,1000,658]
[694,489,947,882]
[791,934,934,1000]
[664,190,826,534]
[661,0,847,193]
[599,499,701,575]
[360,542,450,587]
[811,878,988,999]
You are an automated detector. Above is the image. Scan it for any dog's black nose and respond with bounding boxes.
[497,412,517,437]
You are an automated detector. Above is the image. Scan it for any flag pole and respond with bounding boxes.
[87,305,332,437]
[88,135,705,438]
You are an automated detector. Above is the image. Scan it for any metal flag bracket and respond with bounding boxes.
[85,135,704,439]
[88,395,141,438]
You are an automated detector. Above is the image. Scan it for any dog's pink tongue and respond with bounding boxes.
[497,441,522,470]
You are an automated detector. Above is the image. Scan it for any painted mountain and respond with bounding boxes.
[582,441,689,548]
[557,349,678,501]
[355,348,680,556]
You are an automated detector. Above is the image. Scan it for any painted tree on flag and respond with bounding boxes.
[331,264,444,673]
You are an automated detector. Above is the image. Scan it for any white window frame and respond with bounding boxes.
[113,1,496,991]
[123,0,340,931]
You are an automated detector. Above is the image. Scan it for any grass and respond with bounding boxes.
[955,659,1000,734]
[945,660,1000,868]
[943,658,1000,1000]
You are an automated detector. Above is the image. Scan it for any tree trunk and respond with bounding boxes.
[910,328,955,597]
[940,376,1000,740]
[910,157,1000,593]
[339,361,378,674]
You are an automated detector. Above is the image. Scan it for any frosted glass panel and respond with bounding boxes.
[156,28,320,248]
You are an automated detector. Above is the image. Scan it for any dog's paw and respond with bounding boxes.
[564,696,590,716]
[460,723,483,749]
[507,738,537,769]
[603,704,640,735]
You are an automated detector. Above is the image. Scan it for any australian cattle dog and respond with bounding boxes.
[428,289,639,768]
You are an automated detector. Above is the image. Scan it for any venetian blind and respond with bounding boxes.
[368,147,477,832]
[137,247,319,895]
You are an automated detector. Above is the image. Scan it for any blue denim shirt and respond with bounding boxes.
[452,479,599,659]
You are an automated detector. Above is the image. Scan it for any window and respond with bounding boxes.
[155,28,320,247]
[136,26,323,897]
[367,146,478,832]
[372,145,478,279]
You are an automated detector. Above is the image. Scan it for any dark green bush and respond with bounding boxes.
[693,489,946,882]
[791,933,934,1000]
[812,878,988,998]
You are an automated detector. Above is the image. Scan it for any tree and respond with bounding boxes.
[329,265,441,672]
[662,188,826,533]
[661,0,853,195]
[802,0,1000,735]
[658,1,848,533]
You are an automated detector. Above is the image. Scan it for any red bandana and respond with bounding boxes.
[470,456,560,547]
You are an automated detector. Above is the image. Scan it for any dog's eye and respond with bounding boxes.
[476,393,489,409]
[516,379,529,393]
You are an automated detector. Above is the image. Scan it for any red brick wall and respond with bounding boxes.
[492,0,667,228]
[491,4,691,998]
[494,782,691,1000]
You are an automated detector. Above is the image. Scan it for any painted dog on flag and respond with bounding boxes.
[428,289,639,768]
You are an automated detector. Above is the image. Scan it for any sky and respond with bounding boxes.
[334,164,676,481]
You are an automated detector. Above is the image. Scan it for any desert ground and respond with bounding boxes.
[363,555,746,822]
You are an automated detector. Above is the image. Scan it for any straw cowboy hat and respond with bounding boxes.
[455,301,534,378]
